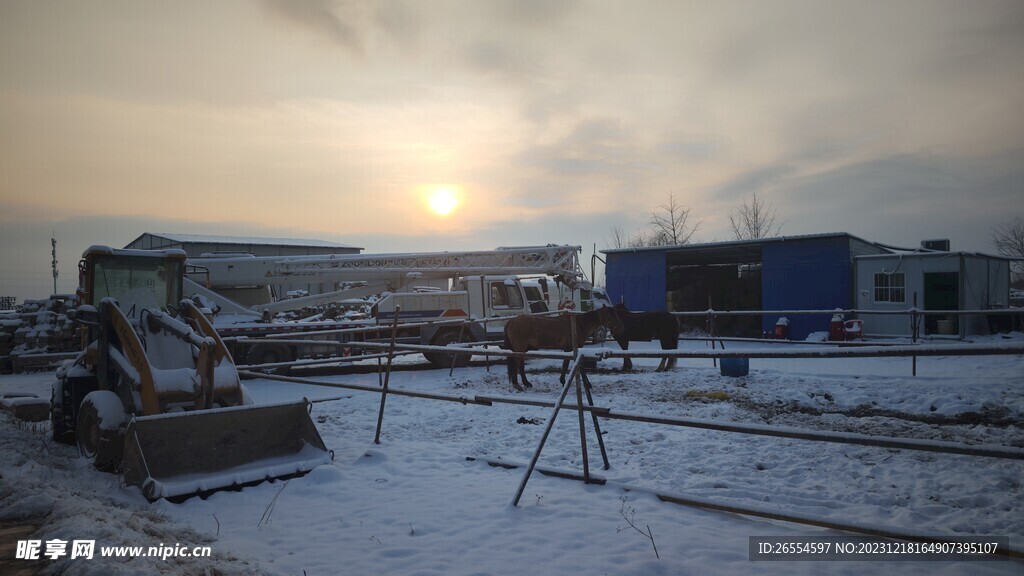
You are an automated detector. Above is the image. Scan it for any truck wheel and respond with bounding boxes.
[426,330,472,368]
[246,343,294,375]
[246,343,293,365]
[77,391,126,472]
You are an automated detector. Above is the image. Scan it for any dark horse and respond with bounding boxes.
[610,302,680,372]
[503,307,625,391]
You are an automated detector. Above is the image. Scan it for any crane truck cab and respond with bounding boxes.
[520,278,610,313]
[372,275,533,366]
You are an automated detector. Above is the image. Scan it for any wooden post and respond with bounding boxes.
[374,306,401,444]
[570,314,591,483]
[449,320,468,377]
[911,293,918,377]
[707,296,717,368]
[575,373,591,482]
[481,281,491,373]
[580,369,610,470]
[376,325,384,388]
[511,355,584,507]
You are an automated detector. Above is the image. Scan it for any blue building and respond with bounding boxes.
[602,233,889,339]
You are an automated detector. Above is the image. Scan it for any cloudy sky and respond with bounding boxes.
[1,0,1022,299]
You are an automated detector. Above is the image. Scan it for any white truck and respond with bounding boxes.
[182,245,594,367]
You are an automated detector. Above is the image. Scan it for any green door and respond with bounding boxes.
[923,272,959,335]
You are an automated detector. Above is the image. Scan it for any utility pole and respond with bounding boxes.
[51,235,58,295]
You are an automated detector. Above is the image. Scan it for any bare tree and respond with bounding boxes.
[630,229,653,248]
[607,226,627,250]
[649,193,701,246]
[606,193,702,250]
[992,217,1024,281]
[729,191,783,240]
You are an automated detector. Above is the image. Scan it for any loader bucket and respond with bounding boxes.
[121,400,333,501]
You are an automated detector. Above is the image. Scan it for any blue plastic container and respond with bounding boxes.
[720,357,749,377]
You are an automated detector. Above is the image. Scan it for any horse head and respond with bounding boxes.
[597,306,628,348]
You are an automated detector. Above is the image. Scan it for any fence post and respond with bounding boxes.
[911,293,918,377]
[511,355,584,507]
[376,325,384,387]
[374,305,401,444]
[448,320,468,377]
[579,369,610,470]
[707,296,718,368]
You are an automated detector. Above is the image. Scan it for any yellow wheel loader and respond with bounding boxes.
[51,246,332,501]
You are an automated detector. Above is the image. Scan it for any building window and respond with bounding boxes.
[873,272,905,303]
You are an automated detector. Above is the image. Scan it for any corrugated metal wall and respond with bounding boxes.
[605,250,667,311]
[761,237,852,339]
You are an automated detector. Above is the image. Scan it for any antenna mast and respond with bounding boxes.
[51,235,58,294]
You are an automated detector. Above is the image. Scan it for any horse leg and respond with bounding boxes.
[657,334,675,371]
[667,335,679,370]
[508,354,522,390]
[519,360,532,389]
[559,358,570,384]
[622,341,632,372]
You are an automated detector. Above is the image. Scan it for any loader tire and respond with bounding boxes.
[425,330,472,368]
[50,377,75,445]
[77,391,126,472]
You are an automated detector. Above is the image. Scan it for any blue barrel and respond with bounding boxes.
[720,357,749,377]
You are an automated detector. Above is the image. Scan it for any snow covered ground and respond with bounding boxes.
[1,334,1022,575]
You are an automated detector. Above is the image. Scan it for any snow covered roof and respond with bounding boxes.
[855,250,1013,261]
[601,232,882,255]
[130,232,362,250]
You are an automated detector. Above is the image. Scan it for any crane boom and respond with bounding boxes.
[188,245,582,289]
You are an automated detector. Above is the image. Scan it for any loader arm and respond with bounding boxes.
[100,298,159,415]
[180,299,242,409]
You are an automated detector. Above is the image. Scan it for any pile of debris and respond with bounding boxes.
[0,295,82,374]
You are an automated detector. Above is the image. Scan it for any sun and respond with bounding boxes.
[427,187,459,216]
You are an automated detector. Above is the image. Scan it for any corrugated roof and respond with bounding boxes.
[601,232,879,255]
[142,232,361,249]
[856,250,1013,261]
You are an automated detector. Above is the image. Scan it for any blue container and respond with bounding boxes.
[720,357,749,377]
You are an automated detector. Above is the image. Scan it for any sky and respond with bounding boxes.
[1,0,1022,301]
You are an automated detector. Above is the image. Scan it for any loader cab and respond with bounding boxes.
[80,246,187,317]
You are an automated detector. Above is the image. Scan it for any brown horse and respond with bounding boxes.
[611,302,680,372]
[503,307,625,391]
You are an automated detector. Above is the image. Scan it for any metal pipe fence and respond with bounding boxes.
[241,336,1023,555]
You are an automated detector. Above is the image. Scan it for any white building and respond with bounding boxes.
[854,250,1011,338]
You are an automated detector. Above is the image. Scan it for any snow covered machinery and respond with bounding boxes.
[51,246,332,501]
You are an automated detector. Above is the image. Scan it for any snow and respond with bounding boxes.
[142,442,334,501]
[84,391,126,430]
[0,334,1022,574]
[0,395,45,408]
[150,367,199,396]
[148,232,359,249]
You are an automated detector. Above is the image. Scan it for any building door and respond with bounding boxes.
[923,272,959,335]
